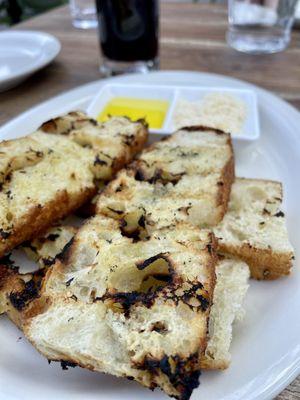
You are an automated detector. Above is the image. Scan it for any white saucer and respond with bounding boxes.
[0,30,61,92]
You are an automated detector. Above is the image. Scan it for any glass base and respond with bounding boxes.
[227,28,290,54]
[72,18,98,29]
[100,57,159,76]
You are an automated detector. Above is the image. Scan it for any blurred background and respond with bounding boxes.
[0,0,67,25]
[1,0,299,27]
[0,0,225,26]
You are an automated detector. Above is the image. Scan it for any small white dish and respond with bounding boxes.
[87,83,259,140]
[87,83,174,135]
[0,30,61,92]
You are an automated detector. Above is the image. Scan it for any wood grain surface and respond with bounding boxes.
[0,3,299,399]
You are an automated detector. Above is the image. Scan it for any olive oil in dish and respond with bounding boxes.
[98,97,169,129]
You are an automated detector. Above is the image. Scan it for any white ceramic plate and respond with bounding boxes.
[0,30,61,92]
[0,71,299,400]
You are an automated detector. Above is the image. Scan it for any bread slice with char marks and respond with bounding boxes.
[214,178,294,280]
[136,126,234,182]
[0,112,147,258]
[98,169,227,233]
[12,216,217,400]
[132,126,234,226]
[40,111,147,181]
[97,126,234,229]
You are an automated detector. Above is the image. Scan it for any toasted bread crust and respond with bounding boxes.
[214,178,294,280]
[0,187,96,258]
[199,232,218,362]
[0,113,148,258]
[179,125,231,135]
[0,262,35,327]
[199,358,229,370]
[0,264,21,315]
[219,242,293,280]
[216,140,234,219]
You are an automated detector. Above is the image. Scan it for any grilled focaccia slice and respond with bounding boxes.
[7,216,216,400]
[0,112,147,257]
[39,111,147,181]
[214,178,294,280]
[97,126,234,230]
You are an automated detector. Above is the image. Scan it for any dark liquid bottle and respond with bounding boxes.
[96,0,159,62]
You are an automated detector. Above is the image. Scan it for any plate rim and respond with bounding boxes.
[0,29,61,84]
[0,70,300,400]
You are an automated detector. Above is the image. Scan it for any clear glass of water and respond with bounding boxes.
[227,0,298,54]
[69,0,98,29]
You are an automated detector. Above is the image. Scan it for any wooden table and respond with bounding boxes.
[1,2,300,126]
[0,3,299,399]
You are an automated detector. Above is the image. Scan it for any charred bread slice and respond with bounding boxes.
[0,112,147,258]
[40,111,148,181]
[132,126,234,225]
[135,125,234,183]
[98,169,228,232]
[97,126,234,229]
[17,216,217,400]
[214,178,294,280]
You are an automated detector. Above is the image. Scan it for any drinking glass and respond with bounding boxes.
[227,0,298,54]
[96,0,159,76]
[69,0,97,29]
